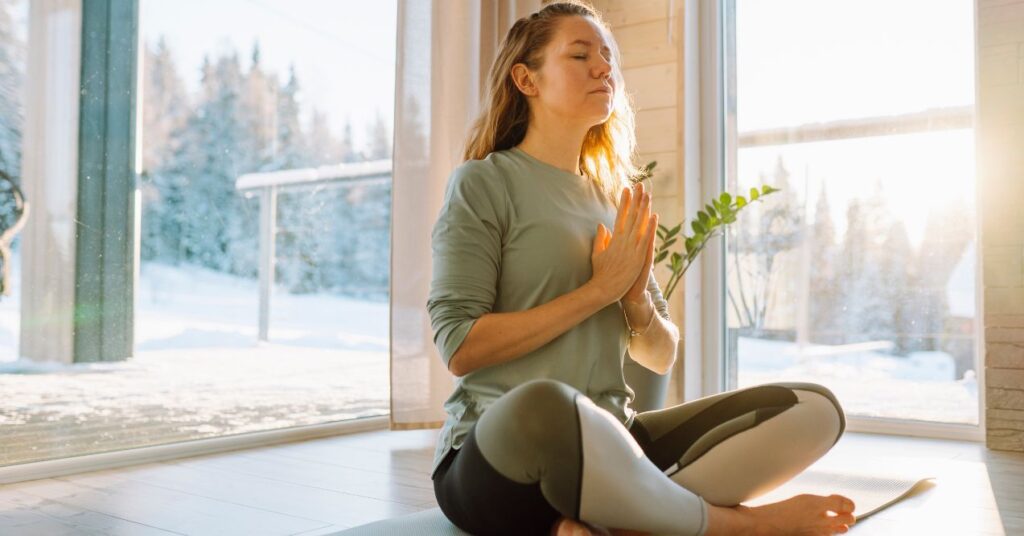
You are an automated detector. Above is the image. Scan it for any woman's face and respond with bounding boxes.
[524,16,618,126]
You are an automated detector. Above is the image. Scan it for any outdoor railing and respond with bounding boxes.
[235,160,392,341]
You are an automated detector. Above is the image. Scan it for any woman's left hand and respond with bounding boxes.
[620,205,656,305]
[593,183,657,305]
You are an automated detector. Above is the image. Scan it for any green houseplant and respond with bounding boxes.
[621,161,780,412]
[629,161,780,300]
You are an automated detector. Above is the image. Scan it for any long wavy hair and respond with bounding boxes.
[462,0,638,206]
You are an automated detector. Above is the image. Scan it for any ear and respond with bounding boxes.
[510,63,538,97]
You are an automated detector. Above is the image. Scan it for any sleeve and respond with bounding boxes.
[646,271,671,322]
[425,163,506,369]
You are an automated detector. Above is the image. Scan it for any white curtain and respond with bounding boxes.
[389,0,542,429]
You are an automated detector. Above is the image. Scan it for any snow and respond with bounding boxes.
[0,250,979,466]
[0,252,389,466]
[737,336,978,424]
[0,250,389,362]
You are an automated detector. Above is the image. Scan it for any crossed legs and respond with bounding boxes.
[432,379,846,536]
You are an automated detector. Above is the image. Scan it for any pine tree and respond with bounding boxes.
[243,40,278,169]
[165,52,259,275]
[272,64,307,169]
[339,117,357,162]
[307,108,340,165]
[808,186,842,344]
[365,108,392,161]
[909,199,973,351]
[879,219,913,353]
[836,180,892,345]
[0,0,23,184]
[139,37,190,262]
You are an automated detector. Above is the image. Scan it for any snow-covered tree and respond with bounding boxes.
[138,39,392,299]
[364,108,391,161]
[836,180,893,344]
[0,0,22,185]
[727,155,803,332]
[808,186,842,344]
[139,38,191,262]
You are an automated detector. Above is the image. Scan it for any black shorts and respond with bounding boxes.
[432,419,653,536]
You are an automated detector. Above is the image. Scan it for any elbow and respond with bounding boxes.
[660,354,677,376]
[448,348,469,378]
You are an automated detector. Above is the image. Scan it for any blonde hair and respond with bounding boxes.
[462,0,639,206]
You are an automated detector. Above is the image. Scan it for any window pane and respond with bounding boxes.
[1,0,396,467]
[135,0,396,442]
[0,0,24,365]
[725,0,978,425]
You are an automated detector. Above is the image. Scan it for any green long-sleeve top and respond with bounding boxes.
[426,146,671,478]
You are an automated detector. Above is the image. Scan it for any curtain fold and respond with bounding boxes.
[390,0,541,430]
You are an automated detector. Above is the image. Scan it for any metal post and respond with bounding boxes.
[258,186,277,341]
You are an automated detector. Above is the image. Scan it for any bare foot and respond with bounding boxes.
[721,494,857,536]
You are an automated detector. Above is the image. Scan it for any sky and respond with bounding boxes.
[140,0,397,149]
[16,0,976,249]
[734,0,977,249]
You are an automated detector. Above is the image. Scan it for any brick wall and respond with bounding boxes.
[978,0,1024,452]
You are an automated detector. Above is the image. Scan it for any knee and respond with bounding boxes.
[790,383,847,442]
[489,379,581,445]
[789,382,846,441]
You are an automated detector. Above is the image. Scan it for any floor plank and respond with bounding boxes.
[1,428,1023,535]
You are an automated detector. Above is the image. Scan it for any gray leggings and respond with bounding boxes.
[433,379,845,536]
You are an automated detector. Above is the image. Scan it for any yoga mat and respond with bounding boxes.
[743,463,935,521]
[338,463,935,534]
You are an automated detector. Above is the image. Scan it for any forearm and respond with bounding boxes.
[622,291,678,375]
[448,282,612,377]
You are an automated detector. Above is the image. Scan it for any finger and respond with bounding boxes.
[644,214,658,262]
[614,187,631,235]
[593,224,607,254]
[630,192,650,246]
[624,189,642,240]
[640,193,652,244]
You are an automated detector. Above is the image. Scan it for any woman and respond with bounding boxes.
[426,2,856,535]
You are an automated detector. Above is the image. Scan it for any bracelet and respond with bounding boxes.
[623,300,657,337]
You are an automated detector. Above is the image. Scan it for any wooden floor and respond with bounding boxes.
[0,428,1022,535]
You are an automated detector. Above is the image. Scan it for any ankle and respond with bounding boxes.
[704,504,757,536]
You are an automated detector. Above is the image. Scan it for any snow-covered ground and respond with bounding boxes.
[738,337,978,424]
[0,251,390,361]
[0,253,389,466]
[0,251,978,466]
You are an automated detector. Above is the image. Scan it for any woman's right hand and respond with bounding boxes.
[589,183,658,306]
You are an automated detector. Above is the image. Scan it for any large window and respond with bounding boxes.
[722,0,978,425]
[0,0,25,363]
[1,0,396,468]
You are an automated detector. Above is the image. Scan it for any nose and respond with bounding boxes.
[594,59,612,85]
